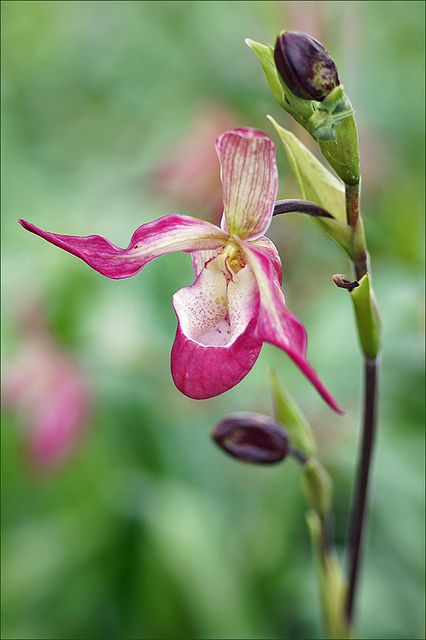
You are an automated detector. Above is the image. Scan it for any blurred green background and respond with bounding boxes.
[1,2,424,639]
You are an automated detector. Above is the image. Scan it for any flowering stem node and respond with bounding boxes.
[332,274,359,292]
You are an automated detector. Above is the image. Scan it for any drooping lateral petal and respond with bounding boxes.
[239,240,343,413]
[171,258,262,399]
[251,235,283,283]
[216,128,278,240]
[19,215,227,279]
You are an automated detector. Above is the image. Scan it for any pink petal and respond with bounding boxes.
[19,215,227,279]
[240,239,343,414]
[251,235,283,283]
[215,128,278,240]
[171,257,262,399]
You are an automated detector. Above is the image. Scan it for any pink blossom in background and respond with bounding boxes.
[2,306,91,471]
[20,128,342,412]
[150,104,237,224]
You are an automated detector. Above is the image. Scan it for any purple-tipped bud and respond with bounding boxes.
[211,412,289,464]
[274,31,340,102]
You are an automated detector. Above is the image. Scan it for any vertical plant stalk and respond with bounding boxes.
[345,357,379,623]
[345,182,381,627]
[307,507,351,640]
[346,183,369,281]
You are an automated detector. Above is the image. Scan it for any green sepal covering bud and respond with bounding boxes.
[308,86,355,141]
[350,274,381,359]
[268,117,356,257]
[303,458,332,517]
[269,369,316,457]
[317,88,360,186]
[247,36,360,186]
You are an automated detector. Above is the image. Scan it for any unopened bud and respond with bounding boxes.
[274,31,339,102]
[211,412,289,464]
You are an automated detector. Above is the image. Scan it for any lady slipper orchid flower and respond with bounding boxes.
[19,128,342,412]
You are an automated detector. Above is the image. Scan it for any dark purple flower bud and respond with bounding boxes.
[274,31,340,102]
[211,412,289,464]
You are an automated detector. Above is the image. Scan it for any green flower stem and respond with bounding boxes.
[318,110,360,186]
[307,509,352,640]
[345,183,361,228]
[345,183,369,280]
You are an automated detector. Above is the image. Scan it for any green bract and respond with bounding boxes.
[351,274,381,359]
[245,39,315,127]
[268,117,356,257]
[269,369,316,457]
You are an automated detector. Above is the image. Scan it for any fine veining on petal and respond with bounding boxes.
[171,256,262,399]
[19,216,227,279]
[216,128,278,240]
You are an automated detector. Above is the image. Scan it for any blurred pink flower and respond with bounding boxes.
[150,104,237,224]
[20,128,341,412]
[2,306,91,471]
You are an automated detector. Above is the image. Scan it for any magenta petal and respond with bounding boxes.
[171,259,262,399]
[19,215,227,279]
[251,235,283,284]
[171,328,262,399]
[240,240,344,414]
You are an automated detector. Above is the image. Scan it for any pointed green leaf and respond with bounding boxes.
[268,117,355,256]
[351,274,381,359]
[268,117,345,221]
[245,38,314,127]
[245,39,285,108]
[269,369,316,456]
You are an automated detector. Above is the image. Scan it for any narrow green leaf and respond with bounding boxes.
[268,117,355,256]
[269,369,316,456]
[351,274,381,359]
[245,38,314,126]
[268,117,345,221]
[245,39,285,108]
